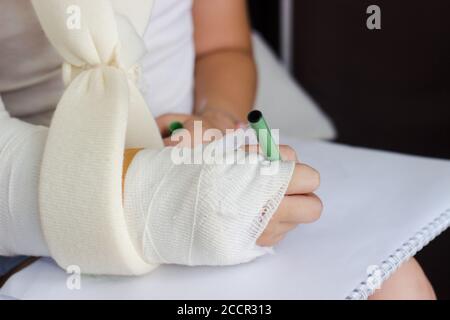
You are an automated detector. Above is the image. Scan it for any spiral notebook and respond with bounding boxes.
[1,137,450,300]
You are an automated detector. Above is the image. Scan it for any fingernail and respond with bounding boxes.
[236,122,247,129]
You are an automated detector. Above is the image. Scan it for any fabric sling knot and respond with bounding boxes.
[62,57,142,88]
[32,0,162,275]
[61,62,128,86]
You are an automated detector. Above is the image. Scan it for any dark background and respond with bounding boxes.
[248,0,450,299]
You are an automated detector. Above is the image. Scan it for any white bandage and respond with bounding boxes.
[0,97,49,257]
[124,146,295,266]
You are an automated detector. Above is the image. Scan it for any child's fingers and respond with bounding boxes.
[163,136,181,147]
[258,193,323,246]
[286,164,320,195]
[271,221,299,237]
[279,145,299,162]
[163,129,196,148]
[156,113,192,137]
[242,145,318,195]
[257,232,285,247]
[274,193,323,224]
[241,145,299,162]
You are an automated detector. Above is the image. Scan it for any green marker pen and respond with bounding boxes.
[247,110,281,161]
[168,121,184,135]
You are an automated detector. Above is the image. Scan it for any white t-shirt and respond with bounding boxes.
[142,0,195,116]
[0,0,194,125]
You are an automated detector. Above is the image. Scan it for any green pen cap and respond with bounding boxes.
[247,110,281,161]
[168,121,184,135]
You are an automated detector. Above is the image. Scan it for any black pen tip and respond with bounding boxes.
[247,110,263,123]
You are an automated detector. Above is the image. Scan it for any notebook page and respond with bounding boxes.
[2,138,450,299]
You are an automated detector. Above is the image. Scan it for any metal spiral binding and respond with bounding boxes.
[346,209,450,300]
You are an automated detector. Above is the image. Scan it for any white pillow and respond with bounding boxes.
[253,33,336,140]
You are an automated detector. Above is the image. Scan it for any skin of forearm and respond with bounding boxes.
[193,48,257,123]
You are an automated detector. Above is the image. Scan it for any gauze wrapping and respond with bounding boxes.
[124,140,295,266]
[0,97,49,257]
[32,0,162,275]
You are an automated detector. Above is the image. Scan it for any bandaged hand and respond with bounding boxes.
[249,145,322,247]
[122,143,321,266]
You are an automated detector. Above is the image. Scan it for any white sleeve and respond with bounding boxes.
[0,96,50,257]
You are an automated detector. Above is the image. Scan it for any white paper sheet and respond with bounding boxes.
[2,138,450,299]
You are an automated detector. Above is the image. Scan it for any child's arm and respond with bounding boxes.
[156,0,256,144]
[192,0,256,122]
